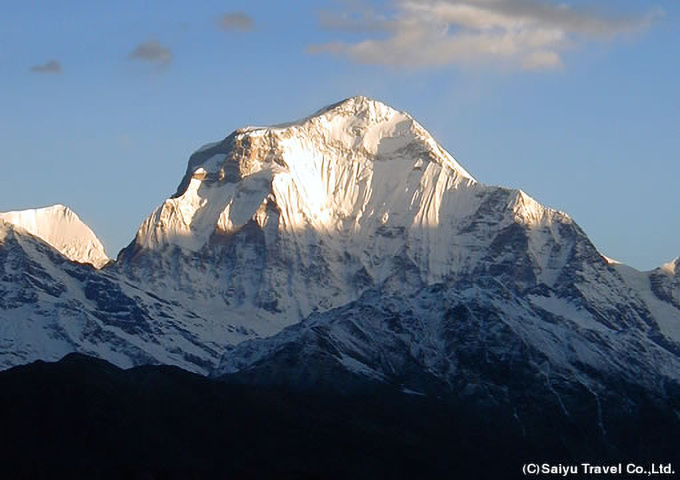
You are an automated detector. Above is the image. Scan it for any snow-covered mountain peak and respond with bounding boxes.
[189,96,475,181]
[0,204,109,268]
[660,257,680,275]
[131,97,478,253]
[246,95,402,132]
[301,95,416,136]
[312,95,397,118]
[113,96,620,347]
[602,255,621,265]
[509,189,572,229]
[241,96,415,136]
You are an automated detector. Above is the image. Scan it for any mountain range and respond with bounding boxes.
[1,97,679,476]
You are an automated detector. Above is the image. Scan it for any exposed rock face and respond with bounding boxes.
[649,257,680,310]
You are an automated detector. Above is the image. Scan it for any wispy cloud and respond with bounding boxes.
[217,11,255,32]
[309,0,661,70]
[128,40,173,66]
[30,59,63,74]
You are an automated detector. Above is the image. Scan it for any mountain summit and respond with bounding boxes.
[130,96,475,253]
[0,204,108,268]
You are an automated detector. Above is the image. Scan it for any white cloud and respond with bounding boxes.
[309,0,661,70]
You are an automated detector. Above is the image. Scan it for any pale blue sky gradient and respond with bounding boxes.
[1,1,678,270]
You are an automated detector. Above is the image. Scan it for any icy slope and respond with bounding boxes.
[0,205,109,268]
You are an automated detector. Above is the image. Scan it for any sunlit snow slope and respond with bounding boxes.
[0,205,108,268]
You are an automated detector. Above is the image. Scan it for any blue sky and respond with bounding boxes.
[1,0,678,270]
